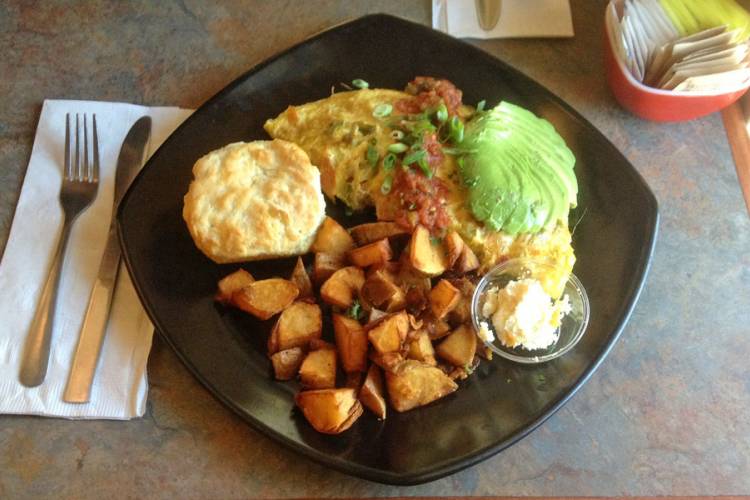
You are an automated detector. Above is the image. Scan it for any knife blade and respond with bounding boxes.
[63,116,151,403]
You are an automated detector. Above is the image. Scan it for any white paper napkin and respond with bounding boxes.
[0,100,192,419]
[432,0,574,39]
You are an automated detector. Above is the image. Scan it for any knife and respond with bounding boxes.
[63,116,151,403]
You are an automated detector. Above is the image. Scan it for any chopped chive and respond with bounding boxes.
[387,142,408,154]
[383,153,396,171]
[372,103,393,118]
[366,145,379,167]
[390,130,404,140]
[352,79,369,89]
[436,102,448,123]
[476,100,486,112]
[381,174,393,194]
[403,148,427,166]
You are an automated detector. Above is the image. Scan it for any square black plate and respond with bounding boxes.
[117,14,658,485]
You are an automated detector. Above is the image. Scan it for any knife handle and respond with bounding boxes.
[63,225,120,403]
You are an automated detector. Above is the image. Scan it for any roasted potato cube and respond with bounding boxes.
[289,257,314,300]
[308,338,335,351]
[347,238,392,268]
[367,311,409,354]
[443,231,465,269]
[313,252,345,284]
[333,313,368,373]
[408,225,447,276]
[320,266,365,308]
[455,243,480,273]
[295,388,363,434]
[270,347,305,380]
[427,318,453,340]
[268,301,322,353]
[299,348,337,389]
[408,331,437,366]
[447,278,476,326]
[216,269,255,304]
[349,221,409,246]
[359,364,386,419]
[404,286,429,315]
[232,278,299,320]
[396,257,432,293]
[311,216,355,256]
[369,351,405,372]
[345,371,364,389]
[385,360,458,412]
[429,279,461,319]
[436,324,477,367]
[361,269,406,312]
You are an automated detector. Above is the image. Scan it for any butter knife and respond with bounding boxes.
[63,116,151,403]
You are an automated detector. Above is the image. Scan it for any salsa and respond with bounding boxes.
[396,76,463,116]
[391,169,450,233]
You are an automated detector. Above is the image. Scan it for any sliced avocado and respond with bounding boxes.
[457,101,577,235]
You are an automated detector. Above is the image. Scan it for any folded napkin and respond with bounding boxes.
[432,0,574,39]
[0,100,192,419]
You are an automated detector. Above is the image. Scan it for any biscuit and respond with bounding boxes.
[183,140,326,263]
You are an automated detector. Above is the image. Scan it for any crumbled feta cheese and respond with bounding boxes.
[480,278,570,350]
[477,320,495,343]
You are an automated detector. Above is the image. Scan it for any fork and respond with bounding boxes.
[19,113,100,387]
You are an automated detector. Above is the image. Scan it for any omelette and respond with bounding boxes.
[264,78,576,297]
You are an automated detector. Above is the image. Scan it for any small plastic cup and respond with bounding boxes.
[471,258,590,364]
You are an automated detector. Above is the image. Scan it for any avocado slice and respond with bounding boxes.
[458,101,577,234]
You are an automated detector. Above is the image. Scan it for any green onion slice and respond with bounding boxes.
[403,148,427,166]
[347,299,362,319]
[372,103,393,118]
[436,102,448,123]
[449,116,464,143]
[390,130,404,140]
[417,157,433,178]
[381,174,394,194]
[476,100,486,112]
[383,153,396,171]
[387,142,408,154]
[352,79,369,89]
[366,145,379,167]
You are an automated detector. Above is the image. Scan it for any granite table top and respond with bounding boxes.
[1,1,748,498]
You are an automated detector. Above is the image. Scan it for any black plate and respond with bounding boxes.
[117,14,658,485]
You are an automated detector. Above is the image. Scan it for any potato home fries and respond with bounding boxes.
[184,77,579,434]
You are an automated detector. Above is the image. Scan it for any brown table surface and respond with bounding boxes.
[2,1,749,498]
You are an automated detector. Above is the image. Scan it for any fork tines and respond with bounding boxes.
[65,113,99,183]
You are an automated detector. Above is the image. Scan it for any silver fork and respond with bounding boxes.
[19,113,100,387]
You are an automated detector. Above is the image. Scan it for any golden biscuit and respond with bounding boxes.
[183,140,326,263]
